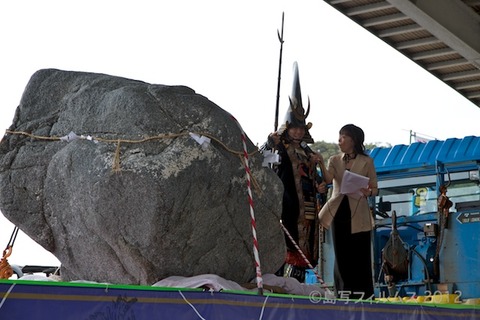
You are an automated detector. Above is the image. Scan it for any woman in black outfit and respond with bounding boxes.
[317,124,378,299]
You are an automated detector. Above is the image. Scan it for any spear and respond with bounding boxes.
[274,12,285,132]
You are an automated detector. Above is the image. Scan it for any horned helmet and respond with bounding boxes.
[278,61,314,143]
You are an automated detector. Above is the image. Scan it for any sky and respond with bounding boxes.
[1,0,479,269]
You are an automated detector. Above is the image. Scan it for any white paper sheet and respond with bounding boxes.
[340,170,370,199]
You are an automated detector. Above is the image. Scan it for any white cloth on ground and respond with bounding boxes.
[152,274,246,291]
[261,273,326,296]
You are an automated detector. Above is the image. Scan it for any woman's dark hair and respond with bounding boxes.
[340,124,368,156]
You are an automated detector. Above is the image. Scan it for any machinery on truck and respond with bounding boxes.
[319,135,480,302]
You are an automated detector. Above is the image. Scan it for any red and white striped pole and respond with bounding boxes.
[279,220,332,295]
[231,115,263,295]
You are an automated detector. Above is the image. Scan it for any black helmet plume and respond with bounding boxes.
[278,61,313,143]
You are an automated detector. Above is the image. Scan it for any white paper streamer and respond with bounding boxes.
[189,132,211,149]
[59,131,79,142]
[59,131,98,143]
[261,149,280,167]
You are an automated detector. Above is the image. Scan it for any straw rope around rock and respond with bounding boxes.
[4,129,264,195]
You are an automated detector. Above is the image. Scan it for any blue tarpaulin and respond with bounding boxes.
[369,136,480,173]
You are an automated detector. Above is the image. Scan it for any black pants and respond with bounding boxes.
[332,196,374,300]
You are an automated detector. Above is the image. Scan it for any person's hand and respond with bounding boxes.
[309,152,324,166]
[316,181,327,194]
[268,132,281,146]
[361,187,373,197]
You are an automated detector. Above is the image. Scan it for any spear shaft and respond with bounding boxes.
[274,12,285,132]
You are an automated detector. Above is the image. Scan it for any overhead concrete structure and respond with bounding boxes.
[324,0,480,107]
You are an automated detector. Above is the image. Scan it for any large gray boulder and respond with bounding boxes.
[0,69,285,285]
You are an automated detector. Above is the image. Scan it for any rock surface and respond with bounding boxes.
[0,69,285,285]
